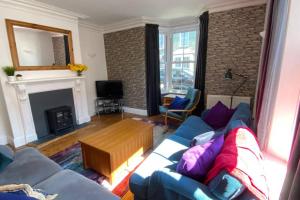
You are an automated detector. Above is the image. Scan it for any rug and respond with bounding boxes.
[50,119,177,197]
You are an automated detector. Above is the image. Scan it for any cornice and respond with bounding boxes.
[0,0,89,21]
[208,0,267,13]
[102,0,266,34]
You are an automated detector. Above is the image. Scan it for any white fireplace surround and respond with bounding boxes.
[5,76,90,147]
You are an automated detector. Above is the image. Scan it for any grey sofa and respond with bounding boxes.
[0,145,119,200]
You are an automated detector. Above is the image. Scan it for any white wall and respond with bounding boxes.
[15,29,55,66]
[258,0,300,161]
[78,24,108,116]
[0,2,83,145]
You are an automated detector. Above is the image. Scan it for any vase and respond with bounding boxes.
[77,71,82,76]
[7,76,15,82]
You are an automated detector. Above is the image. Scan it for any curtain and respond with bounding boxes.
[255,0,276,125]
[280,103,300,200]
[145,24,161,116]
[194,11,209,114]
[64,35,70,65]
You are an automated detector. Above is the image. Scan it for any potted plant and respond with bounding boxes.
[2,66,16,81]
[16,74,23,81]
[68,64,88,76]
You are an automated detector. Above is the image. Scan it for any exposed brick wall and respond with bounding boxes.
[206,5,266,101]
[52,37,66,66]
[104,27,147,110]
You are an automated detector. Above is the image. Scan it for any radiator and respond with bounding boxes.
[206,95,251,109]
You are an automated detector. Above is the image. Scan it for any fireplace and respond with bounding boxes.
[29,88,76,138]
[5,76,91,147]
[46,106,74,134]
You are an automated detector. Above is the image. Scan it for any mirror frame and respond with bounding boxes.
[5,19,75,71]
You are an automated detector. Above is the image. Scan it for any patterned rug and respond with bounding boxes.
[50,118,178,197]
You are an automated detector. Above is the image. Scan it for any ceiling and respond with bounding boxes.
[35,0,252,26]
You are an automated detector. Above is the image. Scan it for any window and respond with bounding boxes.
[159,29,197,94]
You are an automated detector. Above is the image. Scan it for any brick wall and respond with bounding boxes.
[52,37,66,66]
[104,27,147,110]
[206,5,266,101]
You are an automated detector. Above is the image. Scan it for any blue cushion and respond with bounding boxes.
[0,192,37,200]
[169,96,190,110]
[175,116,213,140]
[228,103,251,126]
[154,135,189,162]
[185,88,199,110]
[0,152,13,173]
[208,170,245,200]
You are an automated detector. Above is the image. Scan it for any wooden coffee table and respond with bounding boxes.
[79,119,153,184]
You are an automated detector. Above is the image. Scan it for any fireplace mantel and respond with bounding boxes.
[5,76,90,147]
[7,76,84,85]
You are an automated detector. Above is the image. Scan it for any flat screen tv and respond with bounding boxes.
[96,80,123,99]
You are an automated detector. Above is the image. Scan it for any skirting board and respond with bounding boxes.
[123,107,148,116]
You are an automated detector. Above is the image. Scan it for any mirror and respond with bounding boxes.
[6,19,75,71]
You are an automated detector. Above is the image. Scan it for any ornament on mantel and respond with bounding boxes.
[68,64,88,76]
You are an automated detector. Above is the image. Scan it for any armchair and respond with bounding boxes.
[159,88,201,126]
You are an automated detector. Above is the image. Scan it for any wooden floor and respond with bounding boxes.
[30,113,163,200]
[31,113,151,157]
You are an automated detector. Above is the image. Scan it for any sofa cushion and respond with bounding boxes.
[169,96,190,110]
[129,153,176,199]
[203,101,234,130]
[0,152,13,173]
[176,135,224,180]
[154,135,190,162]
[0,148,61,186]
[208,170,245,200]
[34,169,119,200]
[228,103,251,126]
[0,145,14,160]
[175,116,213,140]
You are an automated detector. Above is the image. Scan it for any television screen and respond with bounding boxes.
[96,80,123,99]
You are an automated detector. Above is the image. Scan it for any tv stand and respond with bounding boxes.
[95,98,123,116]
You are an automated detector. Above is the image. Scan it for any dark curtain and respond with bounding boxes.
[255,0,276,125]
[280,103,300,200]
[64,35,70,65]
[194,11,209,115]
[145,24,161,116]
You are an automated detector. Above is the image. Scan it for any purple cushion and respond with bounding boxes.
[204,101,235,129]
[169,96,190,110]
[176,135,224,180]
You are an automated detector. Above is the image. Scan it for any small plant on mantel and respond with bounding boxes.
[2,66,16,82]
[68,64,88,76]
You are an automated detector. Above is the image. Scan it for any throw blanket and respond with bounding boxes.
[205,127,268,200]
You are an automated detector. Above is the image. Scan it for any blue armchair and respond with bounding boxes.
[159,88,200,126]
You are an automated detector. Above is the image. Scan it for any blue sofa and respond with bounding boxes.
[129,103,255,200]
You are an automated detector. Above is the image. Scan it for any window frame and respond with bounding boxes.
[159,25,199,94]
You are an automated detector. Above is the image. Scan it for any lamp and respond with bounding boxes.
[224,68,248,108]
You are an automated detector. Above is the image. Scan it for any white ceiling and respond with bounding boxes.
[34,0,256,26]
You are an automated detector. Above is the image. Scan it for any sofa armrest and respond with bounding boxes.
[148,169,216,200]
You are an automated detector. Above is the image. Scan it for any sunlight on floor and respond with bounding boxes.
[263,152,287,200]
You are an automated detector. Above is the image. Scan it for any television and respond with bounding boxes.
[96,80,123,99]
